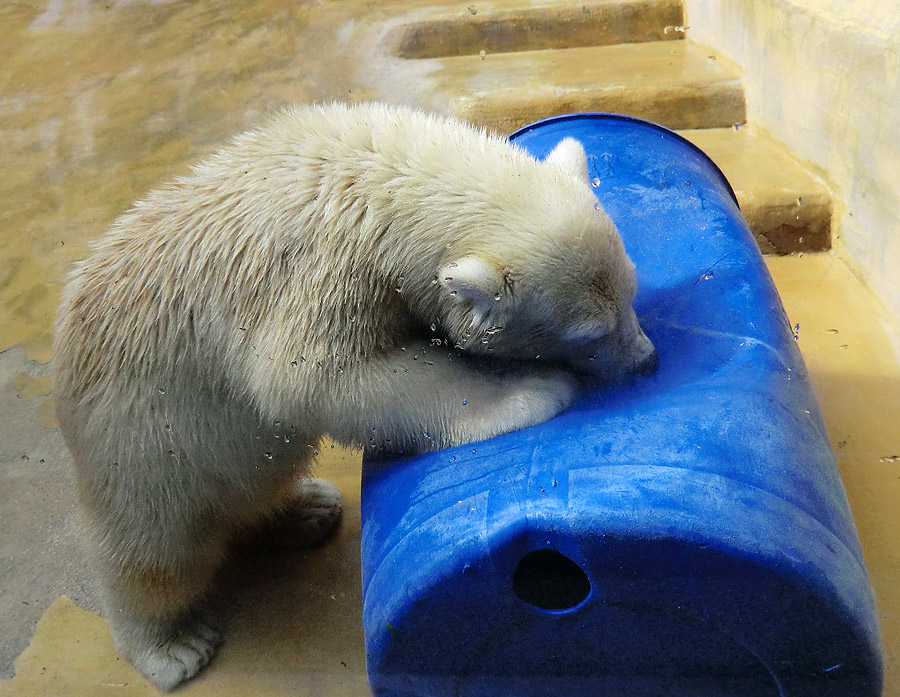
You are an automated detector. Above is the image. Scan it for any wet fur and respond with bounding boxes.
[53,102,654,690]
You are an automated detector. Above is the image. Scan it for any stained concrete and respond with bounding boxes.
[0,347,98,673]
[0,442,370,696]
[387,0,683,58]
[685,0,900,323]
[682,126,833,253]
[422,39,746,134]
[766,254,900,697]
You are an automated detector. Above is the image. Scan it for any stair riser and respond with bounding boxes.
[449,83,746,134]
[390,0,684,58]
[743,202,831,254]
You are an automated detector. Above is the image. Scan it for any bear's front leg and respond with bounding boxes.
[326,340,577,454]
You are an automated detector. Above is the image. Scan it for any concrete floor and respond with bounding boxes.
[1,1,898,695]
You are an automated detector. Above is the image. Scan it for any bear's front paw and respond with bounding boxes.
[500,368,577,431]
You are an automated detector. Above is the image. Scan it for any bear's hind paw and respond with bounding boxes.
[246,478,344,552]
[127,618,223,692]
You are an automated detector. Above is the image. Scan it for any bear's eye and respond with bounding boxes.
[590,277,618,308]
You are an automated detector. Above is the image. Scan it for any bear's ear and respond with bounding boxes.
[440,256,507,315]
[544,137,589,182]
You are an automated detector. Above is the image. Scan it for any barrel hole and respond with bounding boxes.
[513,549,591,611]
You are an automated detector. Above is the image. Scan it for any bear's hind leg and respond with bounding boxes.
[100,531,230,692]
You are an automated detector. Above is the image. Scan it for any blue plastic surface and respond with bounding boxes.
[360,114,883,696]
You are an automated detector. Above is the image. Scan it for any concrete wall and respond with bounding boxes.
[685,0,900,319]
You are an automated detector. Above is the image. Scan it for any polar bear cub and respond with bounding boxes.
[53,102,655,691]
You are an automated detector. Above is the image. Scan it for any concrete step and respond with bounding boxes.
[388,0,684,59]
[420,40,745,133]
[680,127,832,254]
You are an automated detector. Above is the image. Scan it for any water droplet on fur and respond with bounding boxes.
[423,431,430,438]
[493,293,502,301]
[481,336,490,344]
[793,323,801,341]
[449,290,458,297]
[290,360,298,366]
[703,270,715,280]
[444,276,454,281]
[430,323,437,331]
[448,261,458,268]
[591,177,601,188]
[462,399,468,405]
[472,448,477,454]
[593,202,601,210]
[158,388,166,395]
[263,452,273,460]
[827,328,839,334]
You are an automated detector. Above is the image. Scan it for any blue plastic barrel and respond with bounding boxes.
[359,114,882,696]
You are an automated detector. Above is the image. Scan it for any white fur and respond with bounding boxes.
[53,102,654,691]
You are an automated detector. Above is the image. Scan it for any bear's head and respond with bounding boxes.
[438,137,657,382]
